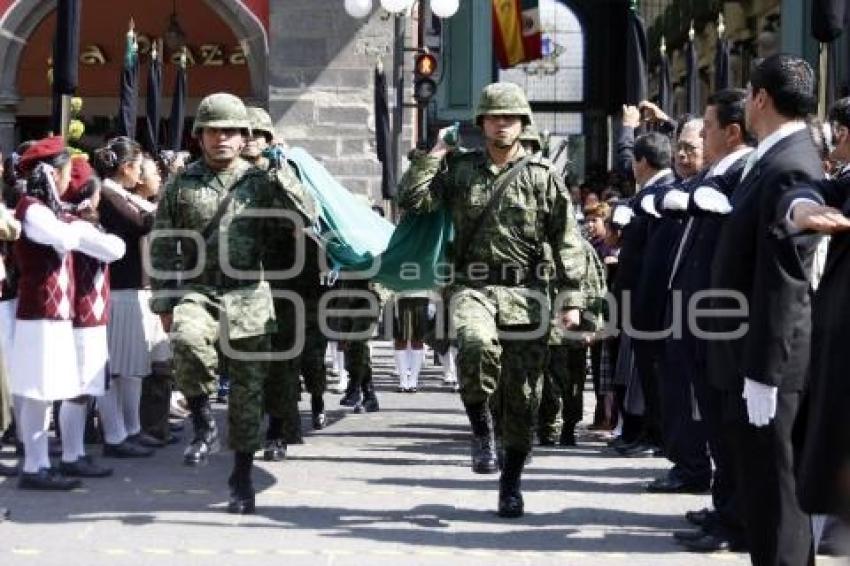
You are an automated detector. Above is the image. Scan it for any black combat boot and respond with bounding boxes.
[464,402,498,474]
[311,395,327,430]
[183,395,219,466]
[358,381,380,413]
[227,452,256,514]
[263,417,287,462]
[498,449,527,518]
[339,382,362,407]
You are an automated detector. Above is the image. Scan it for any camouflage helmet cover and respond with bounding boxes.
[474,82,533,127]
[246,106,275,141]
[192,92,251,136]
[519,123,542,151]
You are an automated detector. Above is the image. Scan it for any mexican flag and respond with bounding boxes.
[492,0,542,69]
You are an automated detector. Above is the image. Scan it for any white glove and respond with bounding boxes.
[742,378,778,427]
[640,194,661,217]
[612,205,635,227]
[693,186,733,215]
[426,302,437,320]
[661,189,690,212]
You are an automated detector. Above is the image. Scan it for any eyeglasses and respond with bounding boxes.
[676,142,700,155]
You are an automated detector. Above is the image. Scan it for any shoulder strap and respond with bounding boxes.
[199,163,252,242]
[455,154,533,268]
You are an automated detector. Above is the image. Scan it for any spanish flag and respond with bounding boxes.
[493,0,542,69]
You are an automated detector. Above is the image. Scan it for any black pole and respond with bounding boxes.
[391,13,404,218]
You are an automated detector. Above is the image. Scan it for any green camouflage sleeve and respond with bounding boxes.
[397,153,449,213]
[149,178,181,314]
[547,173,586,310]
[269,162,319,227]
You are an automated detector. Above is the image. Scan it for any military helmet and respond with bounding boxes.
[246,107,275,142]
[474,82,533,127]
[192,92,251,137]
[519,124,542,152]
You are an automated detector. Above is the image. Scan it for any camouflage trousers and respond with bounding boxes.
[452,289,547,454]
[170,293,270,453]
[538,344,586,441]
[265,296,327,443]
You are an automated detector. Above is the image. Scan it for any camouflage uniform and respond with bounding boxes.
[539,239,609,444]
[264,235,330,446]
[149,94,317,463]
[398,82,586,517]
[335,279,383,413]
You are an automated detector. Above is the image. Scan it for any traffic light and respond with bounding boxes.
[413,52,438,104]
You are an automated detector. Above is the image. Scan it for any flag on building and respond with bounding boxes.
[492,0,542,69]
[116,21,140,139]
[714,34,730,90]
[686,32,700,115]
[51,0,81,134]
[659,43,672,115]
[812,0,848,43]
[374,65,395,199]
[168,51,188,151]
[142,40,163,155]
[625,5,648,105]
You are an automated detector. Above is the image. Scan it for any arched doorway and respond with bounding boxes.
[0,0,268,152]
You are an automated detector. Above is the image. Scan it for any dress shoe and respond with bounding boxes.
[18,468,81,491]
[59,456,113,478]
[674,528,708,542]
[262,439,287,462]
[103,440,155,459]
[646,476,710,494]
[616,441,656,457]
[128,432,166,448]
[0,462,19,477]
[559,431,577,447]
[680,531,746,553]
[685,507,715,527]
[0,506,8,521]
[538,435,556,447]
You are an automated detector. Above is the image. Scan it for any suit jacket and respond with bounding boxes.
[611,171,676,331]
[796,167,850,513]
[707,129,823,392]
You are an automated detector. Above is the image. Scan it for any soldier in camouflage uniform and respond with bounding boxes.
[149,93,316,514]
[241,107,330,460]
[242,107,274,170]
[335,279,382,414]
[398,82,587,518]
[538,239,608,446]
[518,124,543,155]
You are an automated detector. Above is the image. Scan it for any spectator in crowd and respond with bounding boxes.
[94,137,160,457]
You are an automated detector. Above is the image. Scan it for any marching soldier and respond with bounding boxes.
[149,93,316,513]
[398,82,587,517]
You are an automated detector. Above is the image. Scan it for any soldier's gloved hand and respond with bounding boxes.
[693,186,732,215]
[639,194,661,217]
[263,146,285,168]
[661,189,690,212]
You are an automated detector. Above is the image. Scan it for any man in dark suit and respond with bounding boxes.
[655,89,755,551]
[706,54,822,566]
[783,97,850,554]
[610,128,675,454]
